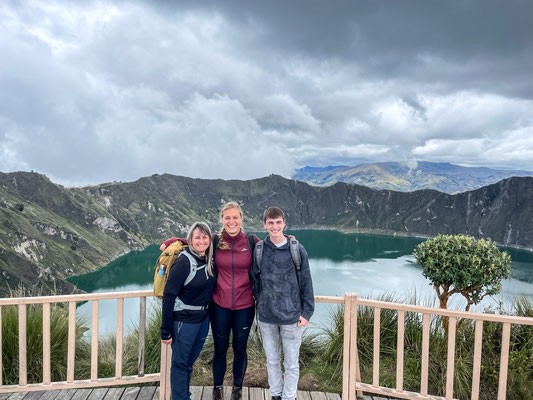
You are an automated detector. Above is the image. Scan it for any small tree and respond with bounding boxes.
[414,234,512,312]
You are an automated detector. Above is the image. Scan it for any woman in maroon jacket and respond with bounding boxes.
[161,202,258,400]
[211,202,258,400]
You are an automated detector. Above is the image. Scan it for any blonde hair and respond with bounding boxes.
[217,201,243,250]
[187,222,214,277]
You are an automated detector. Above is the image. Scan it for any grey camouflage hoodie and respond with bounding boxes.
[252,236,314,324]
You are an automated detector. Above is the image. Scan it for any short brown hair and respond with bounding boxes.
[263,207,285,223]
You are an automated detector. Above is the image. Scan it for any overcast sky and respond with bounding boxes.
[1,0,532,186]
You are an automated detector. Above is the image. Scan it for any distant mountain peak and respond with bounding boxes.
[292,161,533,193]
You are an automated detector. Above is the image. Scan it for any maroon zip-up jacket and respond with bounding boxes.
[213,230,258,310]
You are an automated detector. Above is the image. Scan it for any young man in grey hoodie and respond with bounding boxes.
[252,207,314,400]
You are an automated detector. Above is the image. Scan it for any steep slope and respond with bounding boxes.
[1,171,531,296]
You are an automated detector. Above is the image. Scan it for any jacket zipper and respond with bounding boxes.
[231,239,235,310]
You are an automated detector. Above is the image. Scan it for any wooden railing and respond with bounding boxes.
[1,291,532,400]
[0,290,156,392]
[340,293,533,400]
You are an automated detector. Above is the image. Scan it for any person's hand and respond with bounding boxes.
[297,316,309,327]
[160,243,167,251]
[161,338,172,345]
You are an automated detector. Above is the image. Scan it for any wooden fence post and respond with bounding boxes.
[342,293,351,400]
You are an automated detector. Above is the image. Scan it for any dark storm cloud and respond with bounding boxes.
[0,0,532,185]
[147,0,533,97]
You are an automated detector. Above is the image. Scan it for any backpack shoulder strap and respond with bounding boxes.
[247,234,256,252]
[254,240,264,273]
[181,251,205,286]
[213,234,219,250]
[288,238,302,270]
[288,238,302,294]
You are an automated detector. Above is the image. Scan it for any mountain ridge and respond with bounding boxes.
[1,170,531,296]
[292,161,533,193]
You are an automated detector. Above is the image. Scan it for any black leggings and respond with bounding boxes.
[210,302,255,387]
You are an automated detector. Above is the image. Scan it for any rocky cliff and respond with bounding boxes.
[1,171,531,296]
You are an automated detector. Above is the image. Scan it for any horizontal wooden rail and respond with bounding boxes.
[357,298,533,325]
[0,290,154,306]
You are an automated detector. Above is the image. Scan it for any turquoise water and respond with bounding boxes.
[69,230,533,334]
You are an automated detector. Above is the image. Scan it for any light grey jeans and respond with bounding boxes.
[259,321,303,400]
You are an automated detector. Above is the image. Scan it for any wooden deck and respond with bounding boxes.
[0,386,394,400]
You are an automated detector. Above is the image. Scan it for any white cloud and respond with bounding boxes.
[1,1,533,185]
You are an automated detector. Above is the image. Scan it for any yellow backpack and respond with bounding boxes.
[153,240,187,299]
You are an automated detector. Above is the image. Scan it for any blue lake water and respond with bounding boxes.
[68,230,533,335]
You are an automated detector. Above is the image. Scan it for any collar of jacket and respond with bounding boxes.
[222,229,246,243]
[264,235,289,249]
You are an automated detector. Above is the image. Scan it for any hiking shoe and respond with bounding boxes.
[231,386,242,400]
[271,396,281,400]
[213,386,224,400]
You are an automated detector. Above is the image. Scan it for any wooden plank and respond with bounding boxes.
[43,303,51,385]
[0,289,341,306]
[165,346,172,400]
[5,393,28,400]
[190,386,203,400]
[325,393,341,400]
[39,390,61,400]
[152,388,160,400]
[372,307,381,387]
[54,389,77,400]
[296,391,311,400]
[420,313,430,396]
[91,300,99,381]
[0,375,160,393]
[0,393,9,400]
[341,293,351,400]
[137,386,156,400]
[355,298,533,326]
[249,387,264,400]
[201,387,213,400]
[121,387,141,400]
[159,343,169,400]
[497,323,511,400]
[71,389,92,400]
[67,302,76,383]
[445,317,457,400]
[138,297,146,377]
[87,389,108,400]
[309,392,327,400]
[471,320,483,400]
[241,387,248,400]
[396,310,405,392]
[19,304,27,386]
[0,291,154,306]
[21,392,46,400]
[348,294,359,400]
[102,388,125,400]
[223,387,232,400]
[115,298,124,380]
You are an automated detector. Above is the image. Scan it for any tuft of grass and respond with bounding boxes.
[314,294,533,400]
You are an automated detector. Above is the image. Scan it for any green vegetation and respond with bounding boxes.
[2,295,532,400]
[414,234,512,312]
[313,295,533,400]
